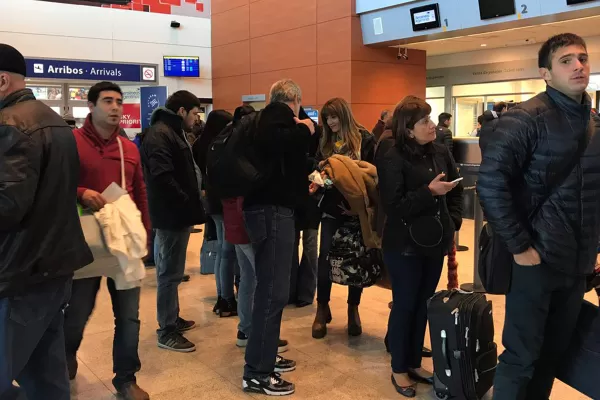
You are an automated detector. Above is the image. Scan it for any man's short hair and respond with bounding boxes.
[88,81,123,105]
[538,33,587,70]
[269,79,302,104]
[438,112,452,126]
[493,102,507,113]
[166,90,201,113]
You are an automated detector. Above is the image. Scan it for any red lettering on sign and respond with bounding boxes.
[120,104,141,129]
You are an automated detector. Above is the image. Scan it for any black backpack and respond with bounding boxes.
[206,112,264,199]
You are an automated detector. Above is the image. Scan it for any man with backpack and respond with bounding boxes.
[215,79,314,396]
[478,33,600,400]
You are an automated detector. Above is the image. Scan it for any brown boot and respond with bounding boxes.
[312,303,332,339]
[117,383,150,400]
[348,304,362,337]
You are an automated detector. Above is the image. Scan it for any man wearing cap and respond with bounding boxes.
[0,44,92,399]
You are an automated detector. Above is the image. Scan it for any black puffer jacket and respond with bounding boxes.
[478,85,600,277]
[140,107,206,230]
[435,125,453,153]
[0,89,93,297]
[377,140,463,254]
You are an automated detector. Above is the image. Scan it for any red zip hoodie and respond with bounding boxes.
[74,114,152,246]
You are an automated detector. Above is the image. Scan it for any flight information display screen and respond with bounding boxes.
[163,56,200,78]
[410,3,441,31]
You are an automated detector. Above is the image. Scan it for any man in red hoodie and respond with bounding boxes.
[63,81,151,400]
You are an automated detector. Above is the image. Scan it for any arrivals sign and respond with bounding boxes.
[121,104,141,129]
[25,58,158,83]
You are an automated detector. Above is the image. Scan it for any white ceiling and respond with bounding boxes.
[403,15,600,56]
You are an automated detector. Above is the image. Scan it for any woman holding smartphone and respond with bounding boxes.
[376,96,463,397]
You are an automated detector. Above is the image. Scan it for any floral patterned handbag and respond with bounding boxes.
[328,219,382,288]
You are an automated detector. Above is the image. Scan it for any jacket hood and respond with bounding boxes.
[0,88,35,111]
[150,106,178,125]
[78,114,120,146]
[150,106,185,136]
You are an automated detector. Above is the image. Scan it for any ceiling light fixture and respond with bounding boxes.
[481,44,488,47]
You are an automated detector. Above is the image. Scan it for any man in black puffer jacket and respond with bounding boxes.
[0,44,92,399]
[478,33,600,400]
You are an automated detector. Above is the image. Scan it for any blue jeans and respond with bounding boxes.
[384,250,444,373]
[290,229,319,304]
[64,277,141,391]
[243,205,295,379]
[0,278,72,400]
[236,243,256,336]
[155,227,192,338]
[212,214,236,301]
[317,218,363,305]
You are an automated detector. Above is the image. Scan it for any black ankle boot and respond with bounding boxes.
[219,297,238,318]
[213,296,222,314]
[348,304,362,336]
[312,303,332,339]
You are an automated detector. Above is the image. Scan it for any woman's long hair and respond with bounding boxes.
[320,98,364,160]
[391,96,431,151]
[193,109,233,173]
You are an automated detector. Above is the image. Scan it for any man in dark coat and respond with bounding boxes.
[0,44,92,400]
[140,90,205,353]
[435,112,454,152]
[478,33,600,400]
[242,79,315,396]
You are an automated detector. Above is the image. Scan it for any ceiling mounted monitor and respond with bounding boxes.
[163,56,200,78]
[478,0,516,20]
[410,3,441,32]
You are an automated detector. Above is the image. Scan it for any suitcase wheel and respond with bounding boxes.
[435,393,449,400]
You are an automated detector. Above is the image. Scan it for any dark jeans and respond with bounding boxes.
[155,227,192,338]
[64,277,141,390]
[290,228,319,304]
[0,278,72,400]
[243,205,295,379]
[493,263,585,400]
[384,250,444,373]
[317,218,363,305]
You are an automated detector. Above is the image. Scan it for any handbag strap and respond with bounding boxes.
[116,137,126,189]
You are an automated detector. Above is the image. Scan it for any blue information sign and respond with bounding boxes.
[163,56,200,78]
[25,58,157,83]
[140,86,168,130]
[304,107,319,123]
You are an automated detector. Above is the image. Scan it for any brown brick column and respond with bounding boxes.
[211,0,426,128]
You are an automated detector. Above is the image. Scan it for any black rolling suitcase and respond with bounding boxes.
[427,290,498,400]
[556,301,600,399]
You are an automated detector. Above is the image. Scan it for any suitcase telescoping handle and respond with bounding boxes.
[441,330,452,377]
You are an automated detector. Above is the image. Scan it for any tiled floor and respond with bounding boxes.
[73,220,596,400]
